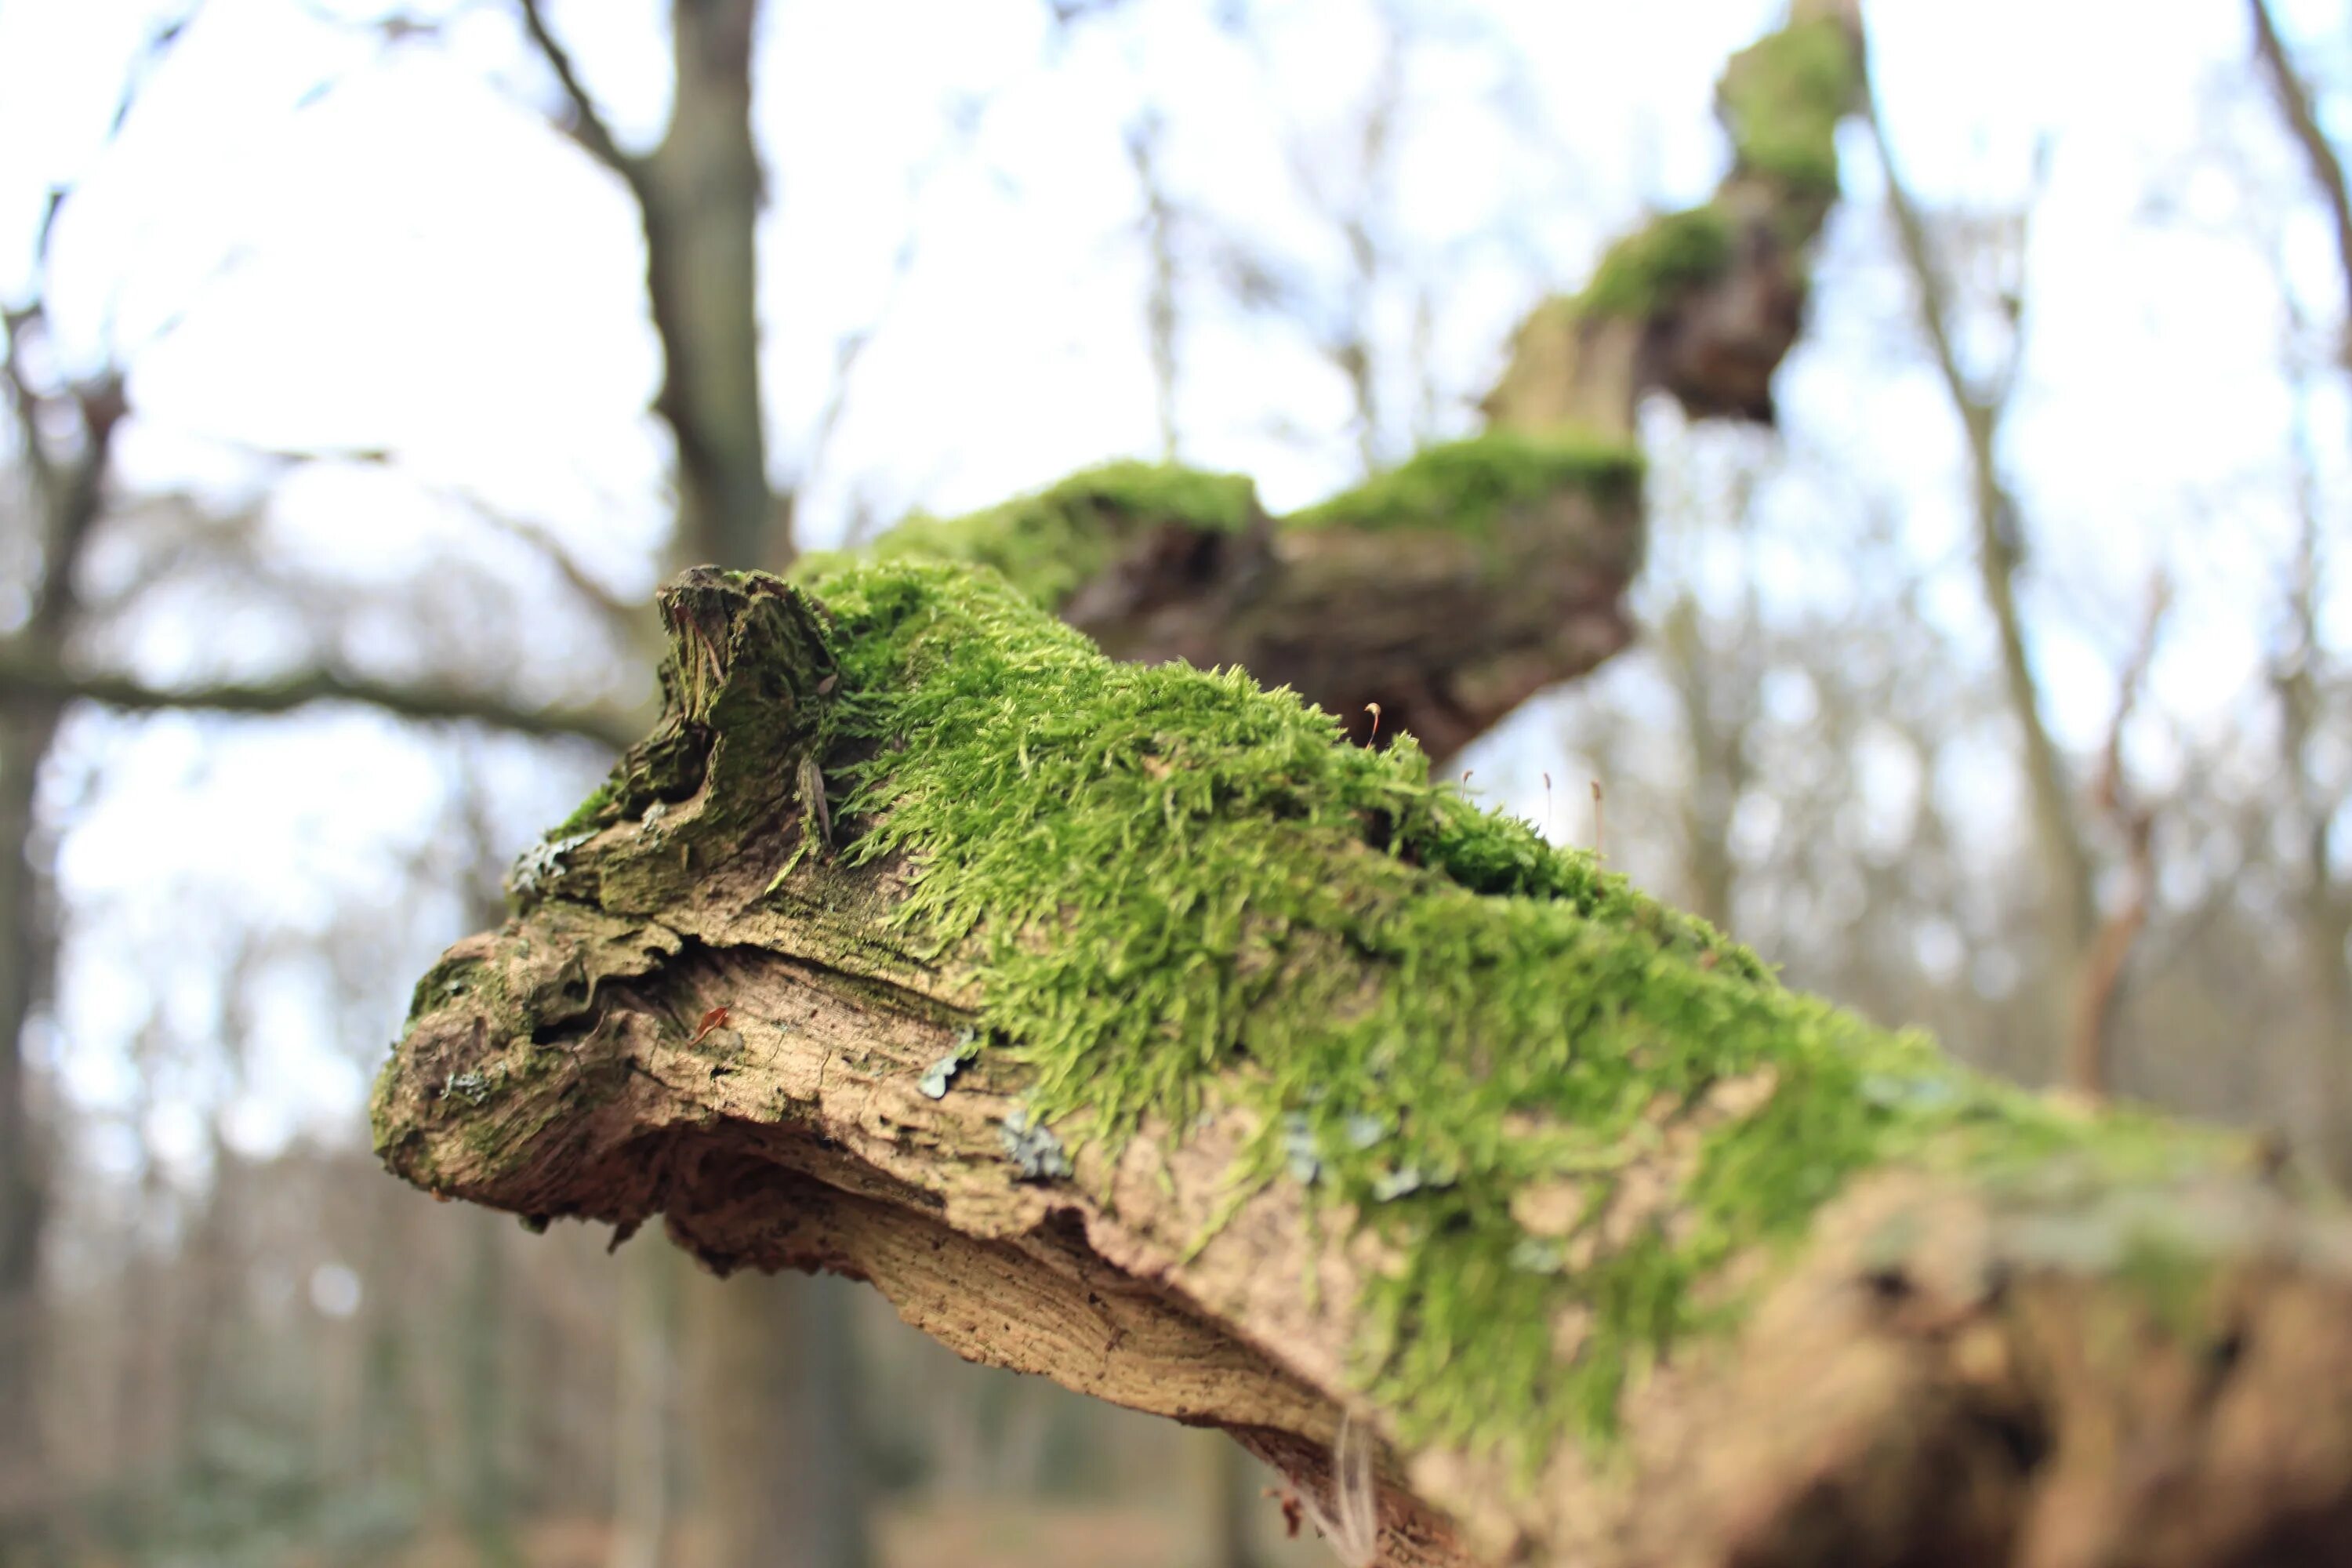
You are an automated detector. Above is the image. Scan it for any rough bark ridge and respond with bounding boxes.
[379,565,2352,1568]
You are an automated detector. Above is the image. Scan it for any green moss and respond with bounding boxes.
[801,461,1261,612]
[1717,16,1859,197]
[1285,432,1643,536]
[1574,205,1736,321]
[552,779,618,839]
[775,559,2233,1470]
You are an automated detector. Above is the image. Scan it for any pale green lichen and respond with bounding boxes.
[1285,431,1643,536]
[776,559,2235,1468]
[1718,16,1860,197]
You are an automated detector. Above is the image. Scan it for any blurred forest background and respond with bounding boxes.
[2,0,2350,1565]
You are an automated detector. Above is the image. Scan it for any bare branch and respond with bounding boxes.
[2249,0,2352,354]
[2,305,129,645]
[156,437,649,643]
[1867,65,2101,1038]
[0,654,640,751]
[1867,111,1984,422]
[1123,108,1182,461]
[2064,575,2172,1098]
[516,0,648,194]
[0,309,61,502]
[457,496,651,636]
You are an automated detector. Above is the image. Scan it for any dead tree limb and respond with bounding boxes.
[379,567,2352,1568]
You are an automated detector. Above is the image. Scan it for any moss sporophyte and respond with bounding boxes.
[509,540,2238,1475]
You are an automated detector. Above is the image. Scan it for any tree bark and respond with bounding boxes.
[379,567,2352,1568]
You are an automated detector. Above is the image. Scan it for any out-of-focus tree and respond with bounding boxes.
[2248,0,2352,1176]
[0,10,645,1556]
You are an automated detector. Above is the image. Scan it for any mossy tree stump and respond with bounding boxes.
[379,566,2352,1568]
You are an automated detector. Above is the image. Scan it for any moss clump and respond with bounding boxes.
[779,559,2232,1468]
[1575,205,1736,321]
[1718,16,1859,197]
[1285,432,1643,536]
[805,461,1260,613]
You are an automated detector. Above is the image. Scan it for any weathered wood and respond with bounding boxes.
[378,568,2352,1568]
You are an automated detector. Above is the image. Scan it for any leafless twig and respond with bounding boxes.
[517,0,651,198]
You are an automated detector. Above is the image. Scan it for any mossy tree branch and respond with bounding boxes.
[380,568,2352,1568]
[821,3,1869,770]
[1482,0,1863,438]
[817,436,1648,764]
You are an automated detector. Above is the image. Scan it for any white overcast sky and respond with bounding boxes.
[2,0,2347,1167]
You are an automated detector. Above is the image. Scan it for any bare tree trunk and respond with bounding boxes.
[0,308,120,1565]
[517,0,778,574]
[646,0,776,573]
[459,1209,522,1568]
[519,5,862,1552]
[607,1240,681,1568]
[685,1269,869,1568]
[0,705,58,1564]
[1196,1432,1264,1568]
